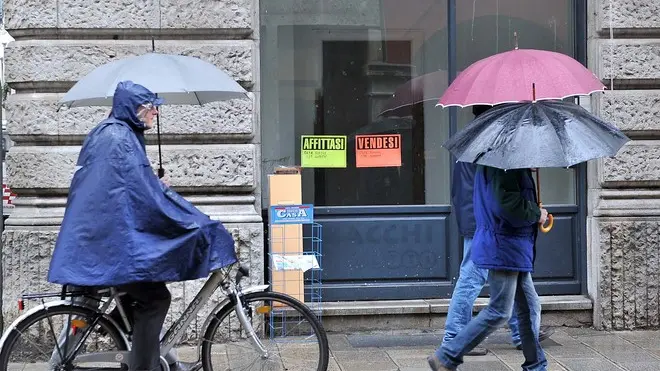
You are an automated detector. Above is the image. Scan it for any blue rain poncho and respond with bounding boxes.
[48,81,238,286]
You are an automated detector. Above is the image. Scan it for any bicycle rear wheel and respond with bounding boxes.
[201,291,329,371]
[0,304,128,370]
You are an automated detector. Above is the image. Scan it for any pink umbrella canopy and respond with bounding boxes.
[437,48,606,108]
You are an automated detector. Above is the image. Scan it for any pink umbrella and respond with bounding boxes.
[437,47,606,108]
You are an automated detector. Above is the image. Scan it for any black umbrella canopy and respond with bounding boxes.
[443,100,630,170]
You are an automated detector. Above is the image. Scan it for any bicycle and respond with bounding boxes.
[0,264,330,370]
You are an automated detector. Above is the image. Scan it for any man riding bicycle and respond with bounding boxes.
[47,81,238,371]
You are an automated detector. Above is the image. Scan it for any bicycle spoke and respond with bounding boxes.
[272,317,308,338]
[44,310,65,362]
[213,340,262,353]
[68,317,104,361]
[202,292,327,371]
[64,311,72,362]
[240,355,262,370]
[2,306,127,371]
[13,328,54,360]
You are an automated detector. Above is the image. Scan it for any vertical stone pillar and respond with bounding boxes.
[0,0,262,337]
[588,0,660,329]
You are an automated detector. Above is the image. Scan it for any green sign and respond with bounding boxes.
[300,135,347,168]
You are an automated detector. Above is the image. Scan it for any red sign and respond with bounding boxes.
[355,134,402,168]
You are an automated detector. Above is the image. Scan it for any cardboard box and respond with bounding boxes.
[268,167,305,303]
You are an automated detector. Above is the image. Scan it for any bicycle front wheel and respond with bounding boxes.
[201,291,329,371]
[0,304,128,370]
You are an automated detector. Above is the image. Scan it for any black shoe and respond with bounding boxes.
[427,354,453,370]
[515,326,555,350]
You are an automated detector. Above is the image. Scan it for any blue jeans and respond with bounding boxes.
[442,238,522,347]
[436,270,547,371]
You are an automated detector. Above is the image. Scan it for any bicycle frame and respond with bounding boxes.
[70,269,270,367]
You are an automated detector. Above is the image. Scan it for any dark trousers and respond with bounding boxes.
[116,282,171,371]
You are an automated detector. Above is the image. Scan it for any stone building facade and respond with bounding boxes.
[1,0,659,333]
[588,0,660,330]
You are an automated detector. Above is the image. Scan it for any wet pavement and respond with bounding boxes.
[8,326,659,370]
[325,327,660,370]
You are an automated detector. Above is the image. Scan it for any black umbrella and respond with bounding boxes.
[443,99,629,232]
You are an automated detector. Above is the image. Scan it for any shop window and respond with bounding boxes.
[261,0,578,207]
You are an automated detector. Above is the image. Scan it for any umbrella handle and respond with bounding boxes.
[538,202,554,233]
[540,214,554,233]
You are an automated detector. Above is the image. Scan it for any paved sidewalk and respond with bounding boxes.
[326,327,660,371]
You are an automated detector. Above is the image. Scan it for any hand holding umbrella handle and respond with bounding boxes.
[535,171,553,233]
[539,203,554,233]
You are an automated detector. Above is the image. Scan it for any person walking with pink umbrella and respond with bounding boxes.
[428,44,610,371]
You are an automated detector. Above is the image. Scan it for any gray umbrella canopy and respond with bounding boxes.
[59,51,249,177]
[59,52,248,108]
[443,100,629,170]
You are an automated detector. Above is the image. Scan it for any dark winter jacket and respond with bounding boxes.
[471,166,541,272]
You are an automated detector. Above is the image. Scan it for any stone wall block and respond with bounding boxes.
[1,230,60,328]
[622,224,637,329]
[601,142,660,187]
[5,95,103,136]
[610,224,625,330]
[225,222,265,287]
[597,220,660,330]
[155,40,253,84]
[5,147,79,190]
[57,0,160,28]
[599,90,660,133]
[6,42,150,83]
[152,145,255,189]
[5,40,253,86]
[159,0,252,29]
[6,144,256,190]
[597,0,660,29]
[155,99,254,136]
[599,40,660,80]
[5,0,252,30]
[633,225,649,327]
[598,223,613,330]
[5,94,254,138]
[4,0,58,29]
[648,223,660,327]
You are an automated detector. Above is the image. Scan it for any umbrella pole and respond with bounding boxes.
[151,37,165,178]
[152,38,165,178]
[156,109,164,178]
[535,169,554,233]
[535,169,541,203]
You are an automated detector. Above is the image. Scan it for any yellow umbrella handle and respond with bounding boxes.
[539,202,554,233]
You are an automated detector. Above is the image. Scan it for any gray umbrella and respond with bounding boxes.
[59,46,249,177]
[59,53,247,108]
[442,100,629,170]
[443,100,629,233]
